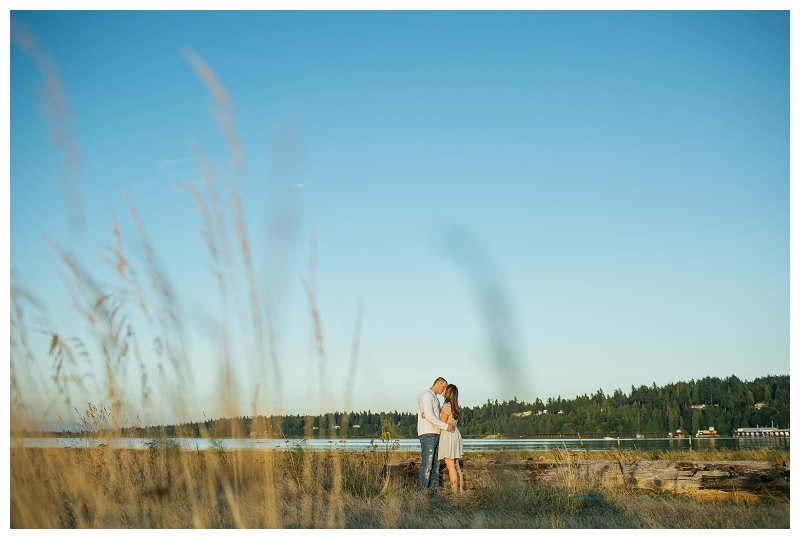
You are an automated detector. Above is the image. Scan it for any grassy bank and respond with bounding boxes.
[10,444,789,528]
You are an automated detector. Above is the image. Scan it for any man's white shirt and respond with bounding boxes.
[417,388,450,435]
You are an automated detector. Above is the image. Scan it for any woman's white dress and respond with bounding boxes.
[438,402,463,459]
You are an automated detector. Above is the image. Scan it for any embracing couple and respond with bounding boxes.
[416,376,464,493]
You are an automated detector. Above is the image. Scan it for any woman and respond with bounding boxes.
[437,383,464,493]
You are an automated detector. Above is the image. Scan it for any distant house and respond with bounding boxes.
[536,409,548,416]
[755,402,770,410]
[691,404,706,409]
[511,411,532,418]
[352,425,360,429]
[557,410,564,415]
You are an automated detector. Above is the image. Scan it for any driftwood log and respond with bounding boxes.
[386,458,789,495]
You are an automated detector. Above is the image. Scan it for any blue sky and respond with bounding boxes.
[9,10,789,424]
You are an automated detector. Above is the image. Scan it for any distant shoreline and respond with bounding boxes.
[7,433,764,440]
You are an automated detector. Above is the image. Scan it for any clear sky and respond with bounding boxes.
[9,10,789,425]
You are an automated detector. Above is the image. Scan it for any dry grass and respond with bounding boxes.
[9,444,790,529]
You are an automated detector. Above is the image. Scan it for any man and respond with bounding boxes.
[417,376,454,491]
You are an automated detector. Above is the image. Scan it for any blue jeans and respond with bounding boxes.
[417,433,441,490]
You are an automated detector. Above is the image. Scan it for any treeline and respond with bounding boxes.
[118,410,415,439]
[455,374,789,437]
[114,374,788,438]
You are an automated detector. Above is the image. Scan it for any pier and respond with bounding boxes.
[733,428,789,438]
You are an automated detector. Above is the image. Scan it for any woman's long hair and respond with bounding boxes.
[443,384,459,420]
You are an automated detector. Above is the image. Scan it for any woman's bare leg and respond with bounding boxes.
[454,459,464,492]
[444,458,458,492]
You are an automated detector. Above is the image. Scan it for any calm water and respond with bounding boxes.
[12,436,788,453]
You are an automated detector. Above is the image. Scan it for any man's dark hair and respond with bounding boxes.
[433,377,447,386]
